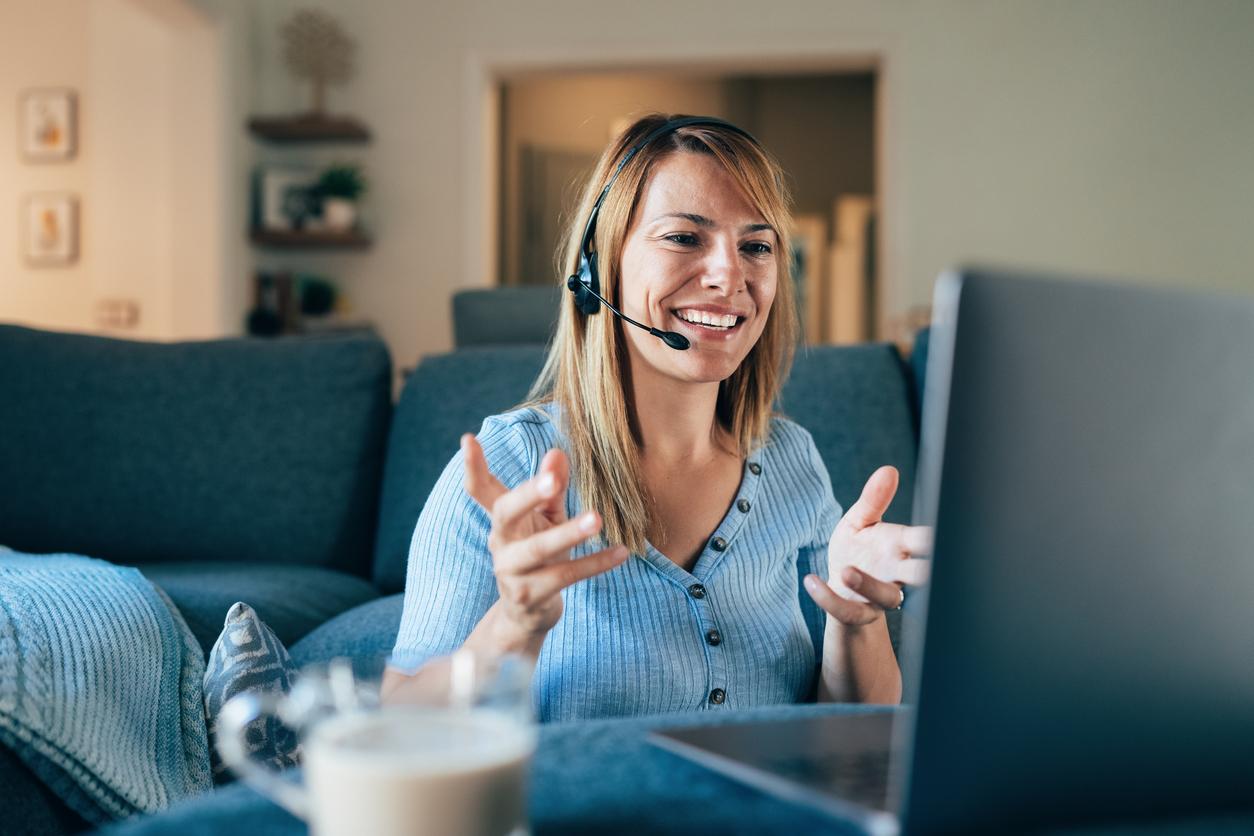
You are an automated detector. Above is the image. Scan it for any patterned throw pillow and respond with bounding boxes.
[203,602,301,784]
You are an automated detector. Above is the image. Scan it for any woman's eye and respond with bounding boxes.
[742,241,773,256]
[664,233,699,246]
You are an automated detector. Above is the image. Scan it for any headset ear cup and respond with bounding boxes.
[582,253,601,314]
[568,253,598,315]
[570,252,600,315]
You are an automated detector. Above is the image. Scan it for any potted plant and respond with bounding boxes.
[315,164,366,231]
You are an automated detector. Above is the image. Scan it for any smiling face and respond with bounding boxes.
[617,151,780,386]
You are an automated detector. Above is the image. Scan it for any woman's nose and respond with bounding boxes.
[700,237,746,295]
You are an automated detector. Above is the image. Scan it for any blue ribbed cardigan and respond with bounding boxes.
[391,403,842,722]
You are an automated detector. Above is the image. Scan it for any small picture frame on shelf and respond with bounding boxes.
[20,88,77,162]
[254,165,321,231]
[23,192,79,266]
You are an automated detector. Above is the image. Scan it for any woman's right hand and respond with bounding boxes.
[461,434,629,651]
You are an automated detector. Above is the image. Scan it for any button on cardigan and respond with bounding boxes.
[391,402,842,722]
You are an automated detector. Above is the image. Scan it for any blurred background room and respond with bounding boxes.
[2,0,1252,374]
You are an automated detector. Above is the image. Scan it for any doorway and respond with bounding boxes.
[496,69,879,344]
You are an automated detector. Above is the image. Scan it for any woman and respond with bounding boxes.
[383,114,930,720]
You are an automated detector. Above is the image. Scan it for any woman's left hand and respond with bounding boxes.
[804,465,932,627]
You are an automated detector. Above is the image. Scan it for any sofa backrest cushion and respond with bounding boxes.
[372,342,918,594]
[0,325,391,575]
[373,346,547,592]
[452,287,561,348]
[778,344,919,525]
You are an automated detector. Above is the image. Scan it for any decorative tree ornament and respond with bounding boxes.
[281,9,356,115]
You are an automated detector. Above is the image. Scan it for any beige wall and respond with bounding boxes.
[900,2,1254,302]
[243,0,1254,371]
[0,1,93,332]
[0,0,228,339]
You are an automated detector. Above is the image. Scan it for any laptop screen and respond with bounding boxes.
[900,268,1254,833]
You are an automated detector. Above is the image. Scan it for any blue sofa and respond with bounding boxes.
[0,322,924,834]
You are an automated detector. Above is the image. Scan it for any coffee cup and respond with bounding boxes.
[217,652,535,836]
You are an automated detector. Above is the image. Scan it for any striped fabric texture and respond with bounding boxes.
[392,403,842,722]
[0,550,212,824]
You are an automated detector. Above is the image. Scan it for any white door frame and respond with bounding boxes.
[462,36,902,337]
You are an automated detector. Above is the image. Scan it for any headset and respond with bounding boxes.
[565,116,761,351]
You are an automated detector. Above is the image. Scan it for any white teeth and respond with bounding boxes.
[676,309,738,329]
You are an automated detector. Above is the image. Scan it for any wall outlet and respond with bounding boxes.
[95,298,140,330]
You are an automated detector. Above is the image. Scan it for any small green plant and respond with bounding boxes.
[316,164,367,200]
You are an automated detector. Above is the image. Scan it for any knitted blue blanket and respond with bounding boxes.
[0,549,212,825]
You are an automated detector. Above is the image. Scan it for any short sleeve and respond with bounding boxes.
[797,432,843,668]
[389,413,541,671]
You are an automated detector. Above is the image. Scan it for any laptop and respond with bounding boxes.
[650,267,1254,834]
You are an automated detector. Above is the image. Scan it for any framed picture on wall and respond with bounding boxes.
[23,192,79,266]
[20,88,77,162]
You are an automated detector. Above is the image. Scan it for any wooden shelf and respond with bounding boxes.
[249,228,372,250]
[247,114,371,144]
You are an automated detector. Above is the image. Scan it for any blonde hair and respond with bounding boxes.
[527,113,797,554]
